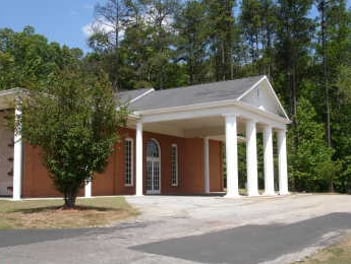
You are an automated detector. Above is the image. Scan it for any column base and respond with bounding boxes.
[263,191,276,196]
[224,193,241,198]
[247,191,260,197]
[279,191,289,196]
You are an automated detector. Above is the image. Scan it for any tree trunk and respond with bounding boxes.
[64,189,78,209]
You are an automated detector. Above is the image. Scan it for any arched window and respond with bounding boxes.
[147,139,160,158]
[146,139,161,194]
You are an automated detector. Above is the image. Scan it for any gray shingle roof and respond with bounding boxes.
[126,75,264,111]
[118,88,154,104]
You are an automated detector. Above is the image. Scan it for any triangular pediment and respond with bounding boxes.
[237,77,289,119]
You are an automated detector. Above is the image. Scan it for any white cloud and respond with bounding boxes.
[82,23,95,37]
[82,21,115,37]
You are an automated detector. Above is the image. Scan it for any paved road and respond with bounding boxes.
[133,212,351,264]
[1,194,351,264]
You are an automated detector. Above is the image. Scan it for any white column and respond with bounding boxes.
[278,129,289,195]
[246,119,259,196]
[224,114,239,197]
[263,125,275,195]
[204,137,210,194]
[85,180,92,198]
[13,106,23,200]
[135,121,143,196]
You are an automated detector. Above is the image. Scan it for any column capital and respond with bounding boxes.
[245,118,257,124]
[222,113,238,118]
[263,124,273,129]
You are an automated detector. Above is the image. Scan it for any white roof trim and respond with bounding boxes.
[134,99,237,116]
[131,99,290,125]
[0,87,24,97]
[236,75,266,101]
[263,76,290,120]
[236,75,289,120]
[129,88,155,104]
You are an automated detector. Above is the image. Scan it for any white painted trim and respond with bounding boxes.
[130,76,290,126]
[12,106,22,200]
[204,137,210,193]
[146,138,161,194]
[278,130,289,195]
[140,105,289,129]
[263,125,275,195]
[246,119,259,197]
[135,122,143,196]
[263,76,290,120]
[236,76,290,120]
[134,99,237,116]
[84,180,92,198]
[0,87,24,97]
[129,88,155,104]
[124,138,134,186]
[224,114,240,198]
[236,76,266,101]
[234,101,291,125]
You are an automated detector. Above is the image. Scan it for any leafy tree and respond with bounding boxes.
[288,97,336,192]
[18,66,127,208]
[0,26,83,90]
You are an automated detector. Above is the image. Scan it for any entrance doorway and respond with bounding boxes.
[146,139,161,194]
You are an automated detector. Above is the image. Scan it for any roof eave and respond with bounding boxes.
[130,99,291,125]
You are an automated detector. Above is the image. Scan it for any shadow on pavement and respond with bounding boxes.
[131,212,351,264]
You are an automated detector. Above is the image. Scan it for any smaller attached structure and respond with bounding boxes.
[0,75,290,199]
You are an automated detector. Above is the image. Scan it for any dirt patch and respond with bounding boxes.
[0,197,138,229]
[295,233,351,264]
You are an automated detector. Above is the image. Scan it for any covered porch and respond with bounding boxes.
[132,106,289,197]
[129,76,290,197]
[0,88,23,200]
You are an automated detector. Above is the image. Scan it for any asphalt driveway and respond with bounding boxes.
[1,194,351,264]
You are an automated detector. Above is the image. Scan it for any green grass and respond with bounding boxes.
[0,197,138,230]
[294,234,351,264]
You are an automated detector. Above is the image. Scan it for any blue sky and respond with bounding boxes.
[0,0,350,53]
[0,0,100,52]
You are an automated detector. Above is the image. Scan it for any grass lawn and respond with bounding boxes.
[294,234,351,264]
[0,197,138,230]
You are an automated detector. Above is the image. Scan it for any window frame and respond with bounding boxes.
[124,138,134,186]
[171,144,179,187]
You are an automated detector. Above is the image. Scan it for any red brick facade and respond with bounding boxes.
[22,128,224,197]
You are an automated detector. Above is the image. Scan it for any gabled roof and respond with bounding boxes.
[126,75,264,111]
[118,88,154,104]
[118,75,290,121]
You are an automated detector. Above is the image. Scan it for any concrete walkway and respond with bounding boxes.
[1,194,351,264]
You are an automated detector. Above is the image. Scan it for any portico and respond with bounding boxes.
[127,75,290,197]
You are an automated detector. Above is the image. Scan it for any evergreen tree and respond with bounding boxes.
[204,0,237,81]
[174,0,210,84]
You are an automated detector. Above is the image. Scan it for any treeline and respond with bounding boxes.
[0,0,351,193]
